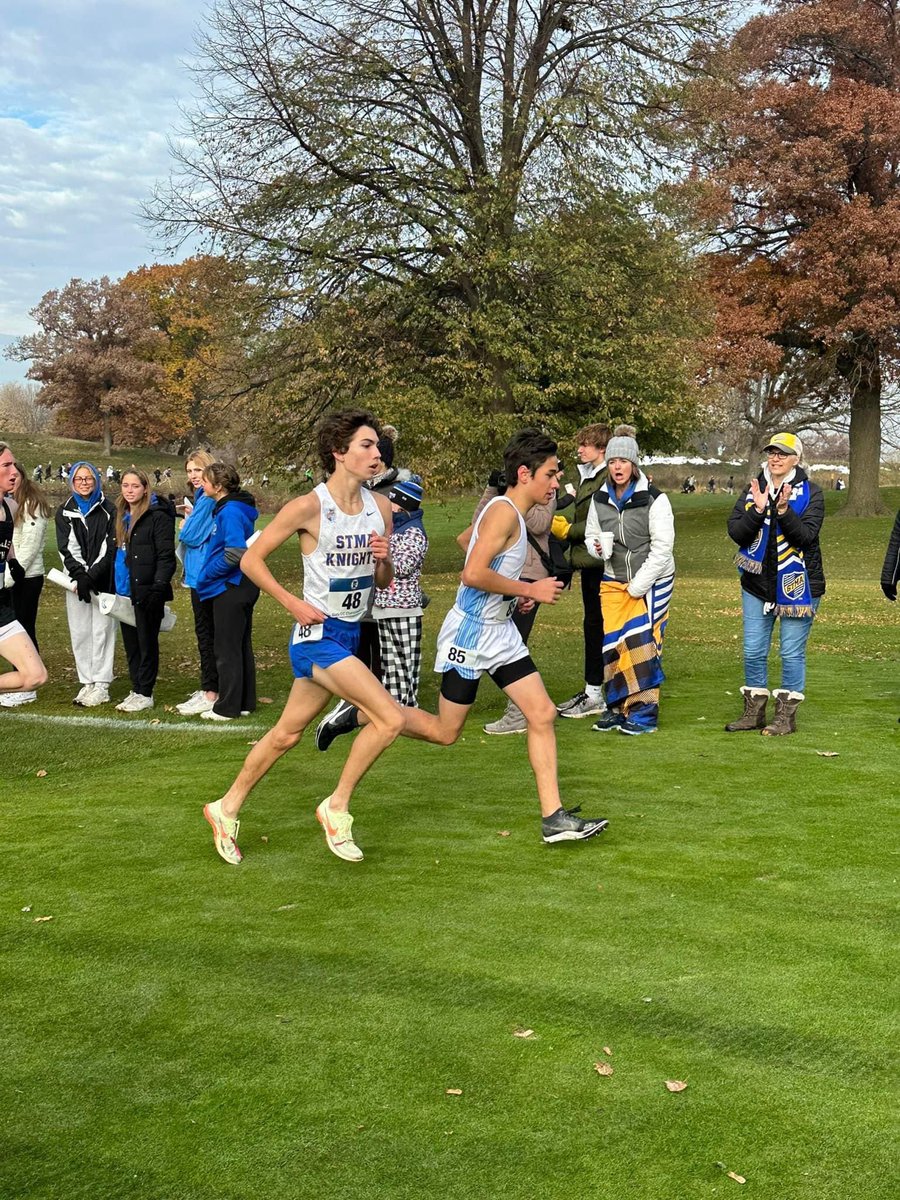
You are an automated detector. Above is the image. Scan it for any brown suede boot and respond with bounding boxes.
[761,689,804,736]
[725,687,769,732]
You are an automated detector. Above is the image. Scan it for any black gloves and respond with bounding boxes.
[137,585,168,608]
[882,582,897,602]
[7,559,25,586]
[75,574,94,603]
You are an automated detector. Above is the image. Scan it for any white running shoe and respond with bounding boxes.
[483,705,528,735]
[177,691,216,715]
[315,798,363,862]
[201,709,233,722]
[117,693,154,712]
[80,684,110,707]
[116,692,138,711]
[556,690,605,719]
[0,690,37,707]
[73,684,92,706]
[203,799,242,865]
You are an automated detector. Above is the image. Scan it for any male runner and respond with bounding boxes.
[319,429,608,845]
[0,443,48,697]
[203,411,407,865]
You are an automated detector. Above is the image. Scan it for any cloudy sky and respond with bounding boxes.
[0,0,211,381]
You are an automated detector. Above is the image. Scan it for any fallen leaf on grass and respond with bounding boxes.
[513,1028,535,1039]
[665,1080,687,1092]
[593,1062,613,1076]
[149,719,161,726]
[259,697,273,704]
[603,1046,612,1056]
[34,915,53,923]
[36,770,47,778]
[260,835,269,843]
[445,1088,463,1096]
[815,751,839,758]
[276,903,297,911]
[497,830,511,837]
[21,906,32,913]
[727,1172,747,1184]
[164,705,175,713]
[247,739,259,746]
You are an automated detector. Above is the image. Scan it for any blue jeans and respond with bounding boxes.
[741,590,820,693]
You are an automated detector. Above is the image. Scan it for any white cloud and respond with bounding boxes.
[0,0,209,353]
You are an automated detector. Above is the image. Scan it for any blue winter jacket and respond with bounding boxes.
[195,491,258,601]
[178,488,217,589]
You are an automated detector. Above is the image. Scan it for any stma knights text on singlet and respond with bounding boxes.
[300,482,385,624]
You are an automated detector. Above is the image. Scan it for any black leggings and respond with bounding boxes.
[120,597,165,696]
[211,576,260,717]
[580,566,605,686]
[12,575,43,652]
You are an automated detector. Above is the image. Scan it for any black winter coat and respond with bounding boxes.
[727,468,826,600]
[56,495,116,592]
[124,497,177,605]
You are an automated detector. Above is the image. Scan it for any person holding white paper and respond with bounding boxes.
[55,462,117,706]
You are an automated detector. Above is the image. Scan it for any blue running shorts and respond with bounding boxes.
[288,616,361,679]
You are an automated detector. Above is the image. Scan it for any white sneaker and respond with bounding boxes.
[0,690,37,707]
[556,690,605,719]
[177,691,216,715]
[73,684,92,706]
[201,709,234,722]
[117,693,154,712]
[116,692,138,711]
[80,684,110,707]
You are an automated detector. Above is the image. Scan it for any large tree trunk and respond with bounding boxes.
[841,341,884,517]
[102,414,112,457]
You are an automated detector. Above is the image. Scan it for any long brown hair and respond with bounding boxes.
[12,463,52,523]
[203,462,241,494]
[116,468,152,545]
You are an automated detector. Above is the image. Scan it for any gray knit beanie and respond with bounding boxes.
[604,424,640,469]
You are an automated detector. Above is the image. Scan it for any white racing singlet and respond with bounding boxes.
[300,482,385,629]
[454,495,526,622]
[435,495,529,679]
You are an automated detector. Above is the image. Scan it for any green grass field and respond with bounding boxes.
[3,490,897,1200]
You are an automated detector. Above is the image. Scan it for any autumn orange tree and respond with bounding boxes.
[5,278,168,454]
[122,256,257,450]
[692,0,900,515]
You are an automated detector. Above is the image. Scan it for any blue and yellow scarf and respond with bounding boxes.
[735,476,814,617]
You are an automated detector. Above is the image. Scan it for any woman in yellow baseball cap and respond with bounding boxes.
[725,432,825,736]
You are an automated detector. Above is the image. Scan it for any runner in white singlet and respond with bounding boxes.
[0,443,47,697]
[434,494,530,679]
[325,430,609,847]
[203,411,407,867]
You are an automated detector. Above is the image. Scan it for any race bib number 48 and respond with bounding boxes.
[291,622,324,644]
[327,575,373,618]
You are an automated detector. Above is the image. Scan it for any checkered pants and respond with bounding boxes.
[377,615,423,707]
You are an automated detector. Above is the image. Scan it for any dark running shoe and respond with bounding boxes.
[541,805,608,844]
[315,700,359,751]
[591,709,624,732]
[618,719,657,736]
